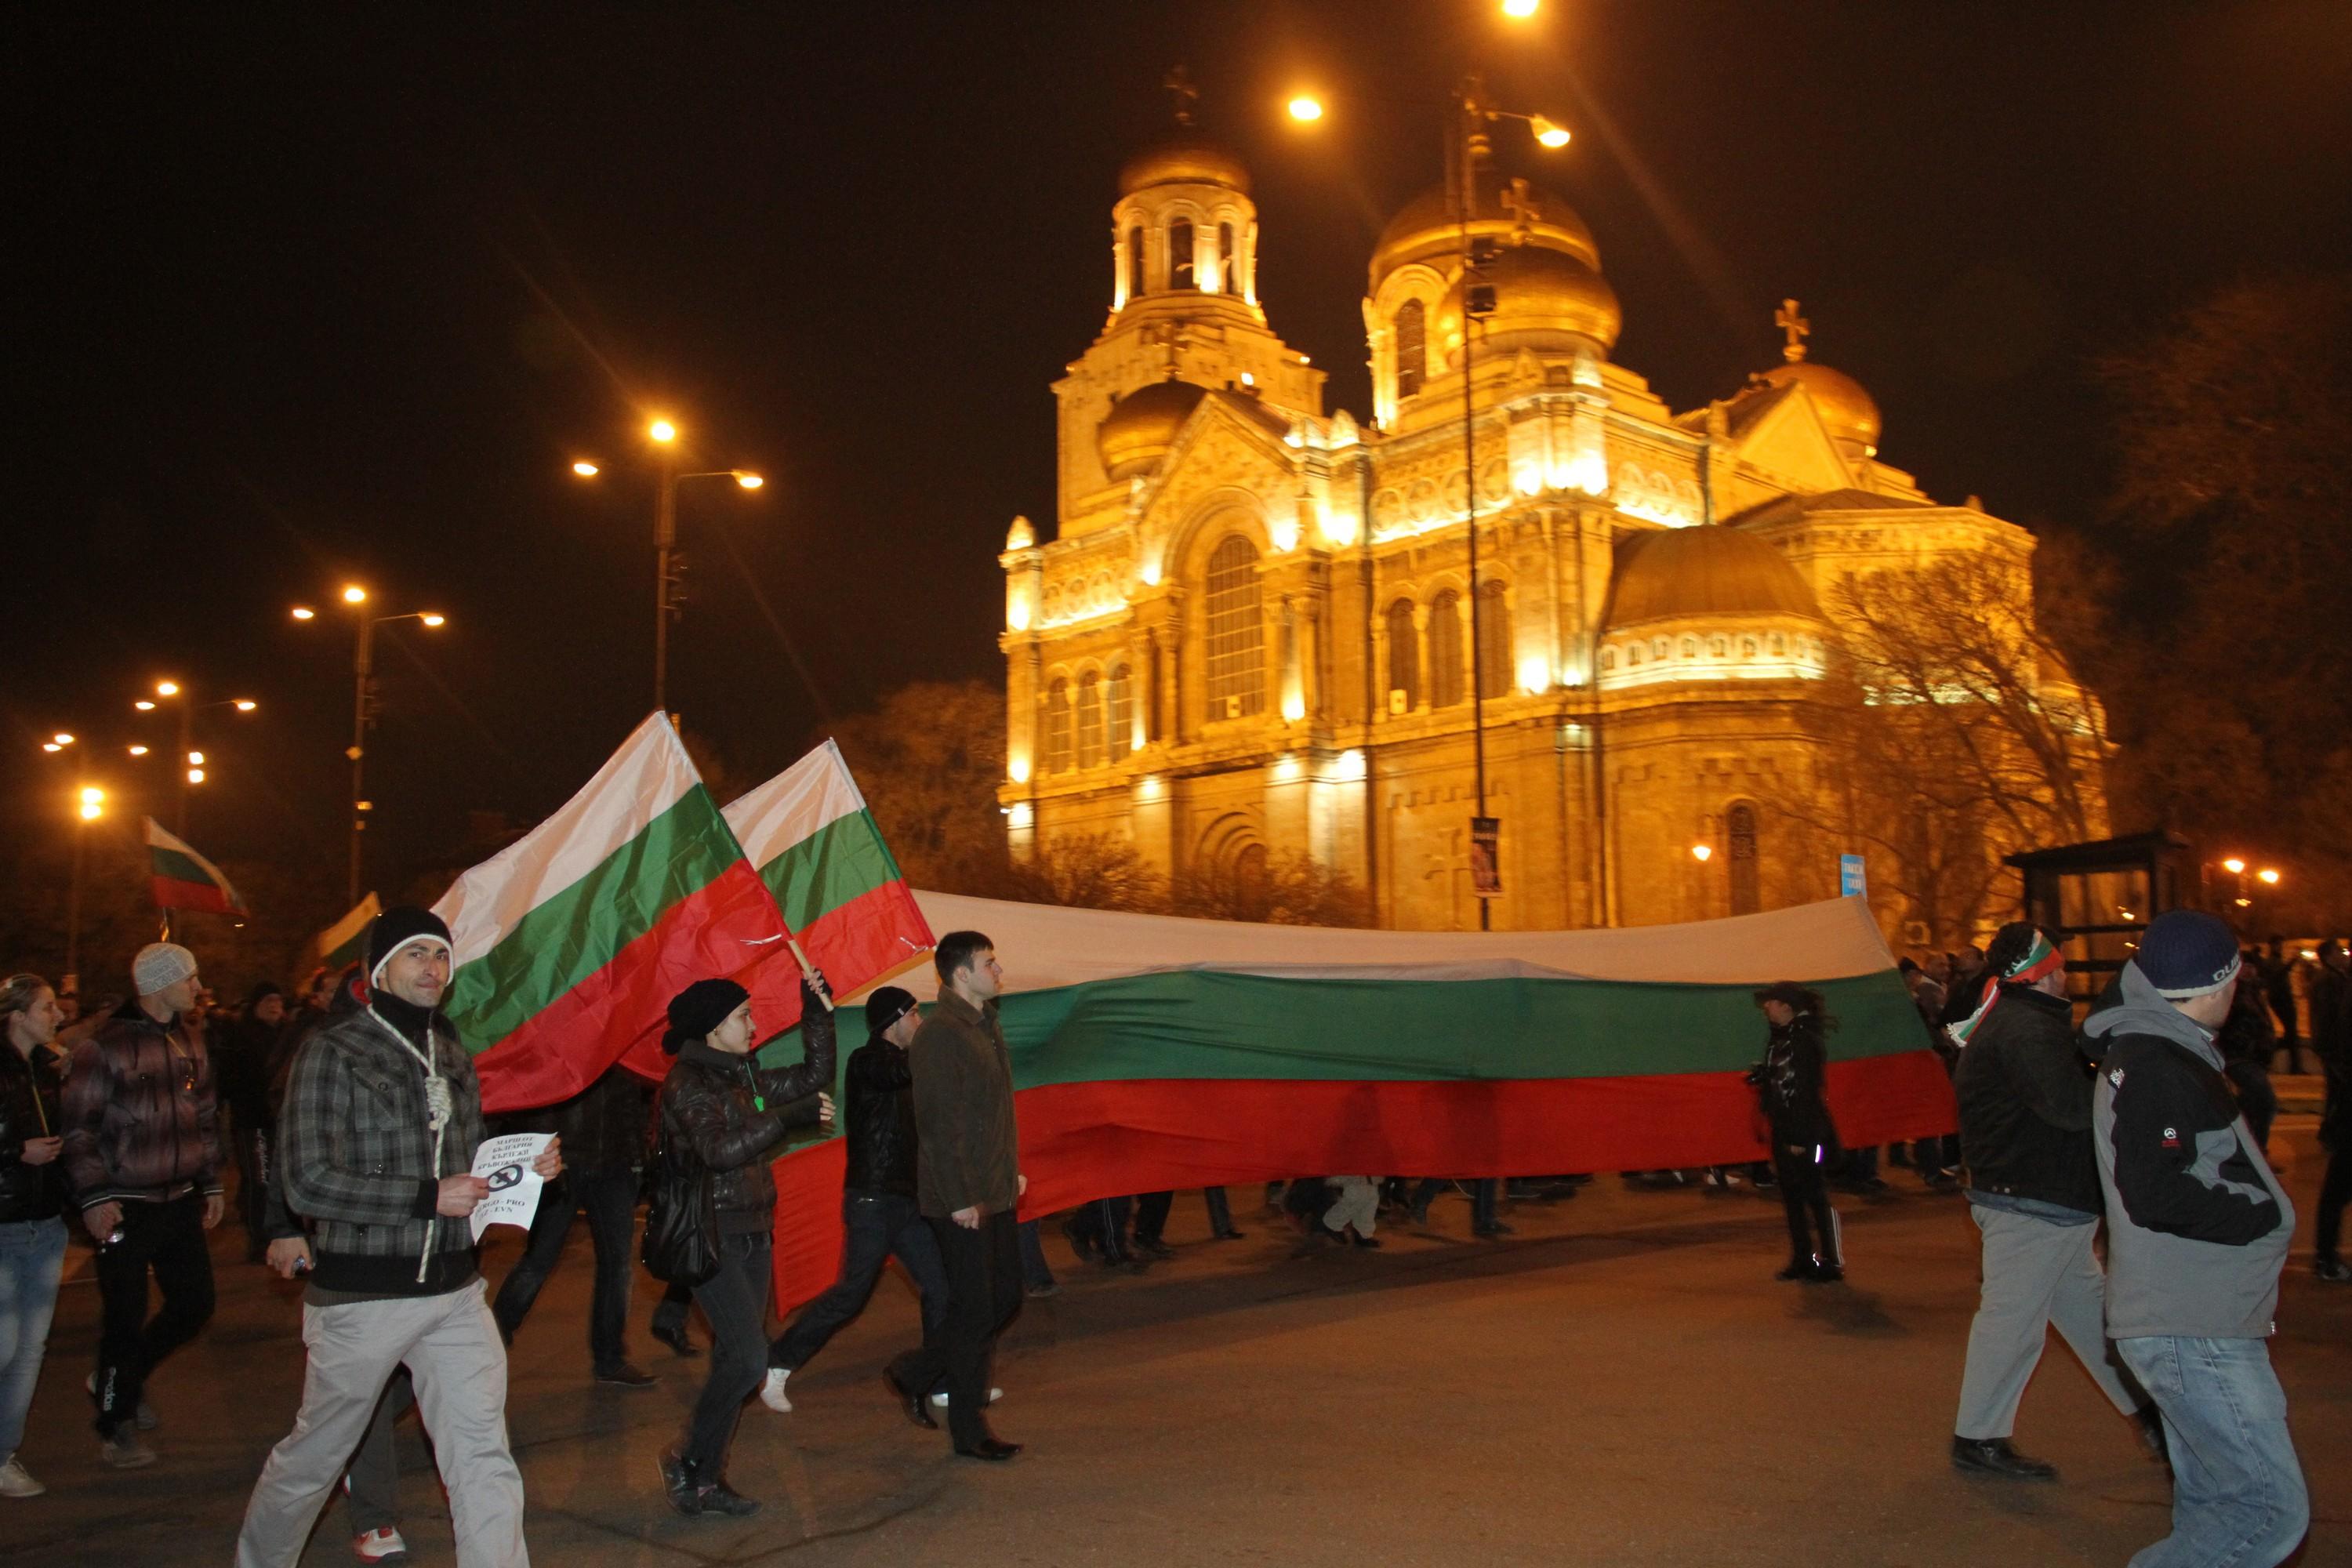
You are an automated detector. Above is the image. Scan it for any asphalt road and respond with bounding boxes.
[4,1122,2344,1567]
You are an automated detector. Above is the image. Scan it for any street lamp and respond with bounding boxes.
[139,680,258,835]
[67,785,103,989]
[569,419,766,713]
[294,592,448,905]
[1290,74,1570,929]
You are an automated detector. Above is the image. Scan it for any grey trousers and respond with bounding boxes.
[1955,1203,2143,1440]
[234,1278,527,1568]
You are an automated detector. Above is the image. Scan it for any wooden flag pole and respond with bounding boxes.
[786,936,835,1011]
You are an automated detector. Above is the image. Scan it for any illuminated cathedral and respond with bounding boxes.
[998,98,2083,931]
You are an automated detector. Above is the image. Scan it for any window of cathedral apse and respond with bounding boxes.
[1385,597,1420,711]
[1046,678,1073,774]
[1218,222,1236,292]
[1076,671,1103,769]
[1170,220,1195,290]
[1393,299,1426,399]
[1728,802,1760,916]
[1127,227,1145,299]
[1477,580,1511,699]
[1205,535,1265,718]
[1428,590,1464,707]
[1109,664,1133,755]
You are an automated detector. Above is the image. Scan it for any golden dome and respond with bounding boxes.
[1119,135,1251,197]
[1097,379,1208,479]
[1602,525,1823,630]
[1371,173,1599,289]
[1759,361,1882,454]
[1436,241,1621,354]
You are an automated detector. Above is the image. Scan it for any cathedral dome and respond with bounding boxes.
[1602,524,1822,630]
[1097,378,1208,480]
[1436,241,1621,356]
[1119,134,1251,197]
[1759,361,1882,455]
[1370,174,1600,290]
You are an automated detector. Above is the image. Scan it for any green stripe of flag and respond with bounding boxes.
[150,845,218,888]
[761,969,1928,1087]
[757,807,902,931]
[445,788,746,1049]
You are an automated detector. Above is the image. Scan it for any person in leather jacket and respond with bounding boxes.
[759,986,950,1416]
[2,974,71,1499]
[654,971,835,1518]
[1749,981,1843,1282]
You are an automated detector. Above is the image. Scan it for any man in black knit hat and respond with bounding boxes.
[235,906,563,1568]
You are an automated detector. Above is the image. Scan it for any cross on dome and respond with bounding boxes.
[1163,64,1199,127]
[1775,298,1811,363]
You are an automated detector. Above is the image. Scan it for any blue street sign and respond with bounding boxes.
[1839,854,1867,897]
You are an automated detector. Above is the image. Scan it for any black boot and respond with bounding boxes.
[1951,1436,2059,1480]
[659,1450,702,1515]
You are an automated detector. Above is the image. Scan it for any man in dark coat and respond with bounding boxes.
[1950,922,2163,1481]
[1749,982,1841,1282]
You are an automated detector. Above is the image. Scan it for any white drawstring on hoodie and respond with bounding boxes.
[363,1003,455,1284]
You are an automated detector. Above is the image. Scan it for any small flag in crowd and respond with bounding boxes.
[434,711,798,1113]
[308,893,381,974]
[724,739,935,1002]
[145,818,248,915]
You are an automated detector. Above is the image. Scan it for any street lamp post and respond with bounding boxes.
[1290,51,1566,930]
[139,681,259,835]
[296,587,446,906]
[67,785,103,992]
[572,422,763,715]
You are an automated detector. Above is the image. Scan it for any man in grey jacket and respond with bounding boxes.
[2088,909,2305,1568]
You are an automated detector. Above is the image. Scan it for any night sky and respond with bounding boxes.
[12,2,2350,896]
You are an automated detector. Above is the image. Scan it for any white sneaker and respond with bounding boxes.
[759,1367,792,1413]
[353,1525,410,1563]
[930,1386,1004,1406]
[0,1454,45,1498]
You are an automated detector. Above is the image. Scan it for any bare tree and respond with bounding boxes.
[1171,849,1373,928]
[996,833,1167,913]
[821,679,1008,895]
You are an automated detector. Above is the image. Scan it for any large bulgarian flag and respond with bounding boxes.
[723,740,935,1009]
[758,891,1955,1311]
[436,713,797,1114]
[145,818,247,915]
[306,893,381,976]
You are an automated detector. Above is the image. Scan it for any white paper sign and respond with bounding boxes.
[469,1132,553,1242]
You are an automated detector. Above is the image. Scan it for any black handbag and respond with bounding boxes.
[641,1126,719,1287]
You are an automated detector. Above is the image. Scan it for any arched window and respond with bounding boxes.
[1728,802,1760,916]
[1681,637,1697,659]
[1108,664,1133,756]
[1204,535,1264,718]
[1741,636,1759,659]
[1385,598,1420,712]
[1477,580,1511,699]
[1628,644,1642,666]
[1710,636,1727,658]
[1769,633,1787,657]
[1428,590,1464,707]
[1127,227,1145,299]
[1076,671,1102,768]
[1218,221,1236,292]
[1600,648,1617,672]
[1045,678,1072,774]
[1393,299,1426,399]
[1170,220,1195,290]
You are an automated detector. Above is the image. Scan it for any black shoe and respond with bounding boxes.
[659,1450,702,1515]
[1407,1203,1431,1226]
[1951,1436,2059,1480]
[1807,1262,1844,1283]
[1213,1228,1245,1240]
[2132,1407,2170,1466]
[1352,1234,1382,1249]
[649,1323,699,1359]
[1059,1218,1098,1261]
[595,1361,656,1388]
[884,1370,938,1430]
[953,1436,1023,1461]
[1132,1236,1174,1260]
[695,1479,760,1516]
[1023,1280,1062,1299]
[1774,1261,1813,1282]
[1472,1222,1514,1239]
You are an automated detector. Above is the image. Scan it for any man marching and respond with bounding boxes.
[235,907,561,1568]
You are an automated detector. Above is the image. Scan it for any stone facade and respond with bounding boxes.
[1000,124,2089,934]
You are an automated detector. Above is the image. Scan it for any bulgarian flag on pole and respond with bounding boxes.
[307,893,381,975]
[145,818,247,915]
[435,713,798,1114]
[723,739,935,1004]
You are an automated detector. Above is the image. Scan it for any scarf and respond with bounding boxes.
[1946,931,2063,1050]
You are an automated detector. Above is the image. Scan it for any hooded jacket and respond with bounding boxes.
[2088,961,2294,1340]
[1955,983,2100,1218]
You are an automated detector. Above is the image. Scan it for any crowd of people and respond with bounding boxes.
[0,907,2346,1566]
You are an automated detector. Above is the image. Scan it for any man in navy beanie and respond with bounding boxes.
[2086,909,2307,1566]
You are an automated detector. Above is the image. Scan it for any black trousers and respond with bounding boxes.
[92,1192,215,1436]
[1131,1189,1236,1243]
[1771,1142,1839,1267]
[890,1211,1021,1446]
[681,1230,771,1476]
[236,1123,270,1262]
[2316,1134,2352,1267]
[768,1190,949,1373]
[491,1162,639,1372]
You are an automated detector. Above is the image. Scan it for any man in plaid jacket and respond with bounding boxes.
[234,907,561,1568]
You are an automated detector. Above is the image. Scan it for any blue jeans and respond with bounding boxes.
[2116,1335,2308,1567]
[768,1190,949,1373]
[0,1216,69,1457]
[682,1230,771,1476]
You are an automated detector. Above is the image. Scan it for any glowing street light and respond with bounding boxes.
[1501,0,1541,16]
[1691,844,1714,862]
[78,786,104,822]
[53,732,75,746]
[342,585,368,604]
[648,419,678,444]
[234,699,257,712]
[572,460,600,477]
[128,745,148,757]
[420,612,446,627]
[135,699,156,710]
[2222,856,2246,875]
[1530,114,1571,149]
[733,471,764,490]
[1287,94,1325,122]
[68,784,107,982]
[2256,868,2281,885]
[297,593,449,903]
[291,606,316,621]
[187,750,205,766]
[187,767,205,785]
[155,681,180,698]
